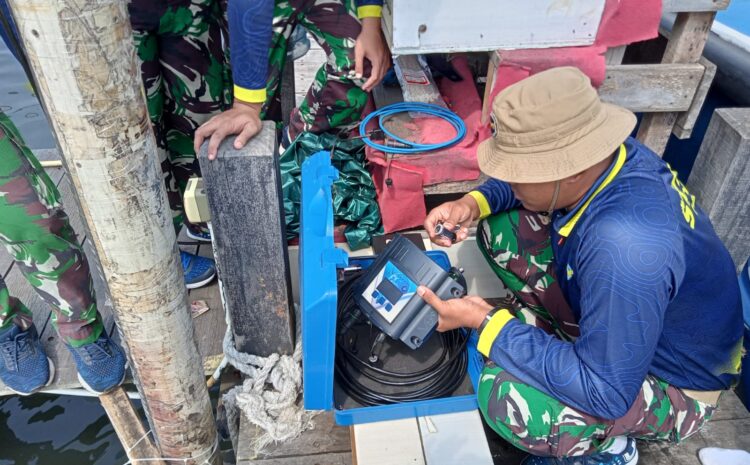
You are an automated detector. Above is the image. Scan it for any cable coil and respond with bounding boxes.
[358,102,466,154]
[334,270,469,406]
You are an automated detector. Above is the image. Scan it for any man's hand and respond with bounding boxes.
[354,17,391,92]
[193,101,263,160]
[417,286,492,332]
[424,195,479,247]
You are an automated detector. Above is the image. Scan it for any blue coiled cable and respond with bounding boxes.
[359,102,466,154]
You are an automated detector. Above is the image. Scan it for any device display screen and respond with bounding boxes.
[361,261,417,324]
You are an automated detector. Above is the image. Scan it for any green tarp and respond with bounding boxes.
[280,132,382,250]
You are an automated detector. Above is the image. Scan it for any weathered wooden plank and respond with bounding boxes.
[100,387,165,465]
[244,452,351,465]
[31,148,65,186]
[189,244,226,365]
[198,124,295,357]
[598,64,704,113]
[688,108,750,271]
[280,56,295,128]
[423,174,487,195]
[352,418,425,465]
[674,57,717,139]
[237,412,351,463]
[604,45,627,65]
[636,12,716,155]
[711,391,750,422]
[662,0,729,13]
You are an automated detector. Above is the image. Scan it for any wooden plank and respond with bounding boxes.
[100,387,164,465]
[423,174,487,195]
[189,243,226,365]
[674,57,717,139]
[244,453,351,465]
[687,108,750,271]
[604,45,627,65]
[711,391,750,422]
[418,411,493,465]
[280,56,295,128]
[198,124,295,357]
[57,174,88,242]
[352,417,425,465]
[636,11,716,155]
[598,64,704,113]
[662,0,729,13]
[31,148,65,186]
[237,412,351,463]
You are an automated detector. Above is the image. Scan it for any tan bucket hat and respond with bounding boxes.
[478,66,637,183]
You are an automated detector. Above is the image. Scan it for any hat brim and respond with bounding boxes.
[477,104,637,183]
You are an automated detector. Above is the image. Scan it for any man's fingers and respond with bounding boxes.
[234,123,257,150]
[207,128,229,161]
[194,122,214,154]
[354,47,365,80]
[417,286,445,312]
[362,66,379,92]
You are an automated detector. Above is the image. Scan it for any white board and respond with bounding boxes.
[383,0,607,54]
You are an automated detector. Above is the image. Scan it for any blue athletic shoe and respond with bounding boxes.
[185,224,212,243]
[521,438,638,465]
[0,324,54,395]
[67,328,126,394]
[181,250,216,289]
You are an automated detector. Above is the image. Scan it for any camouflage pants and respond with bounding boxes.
[475,209,716,457]
[129,0,232,231]
[0,113,103,348]
[265,0,370,140]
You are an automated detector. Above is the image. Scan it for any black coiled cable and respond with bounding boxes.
[335,270,469,406]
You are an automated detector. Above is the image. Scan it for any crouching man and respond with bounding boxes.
[420,67,743,465]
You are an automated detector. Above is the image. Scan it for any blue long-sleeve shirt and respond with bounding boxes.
[473,138,743,419]
[229,0,383,103]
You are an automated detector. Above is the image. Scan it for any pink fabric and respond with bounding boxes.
[368,55,488,232]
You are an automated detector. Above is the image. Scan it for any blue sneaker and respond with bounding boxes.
[185,224,212,243]
[67,328,126,394]
[0,324,54,395]
[522,438,638,465]
[181,250,216,289]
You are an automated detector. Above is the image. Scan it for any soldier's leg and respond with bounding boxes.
[478,363,715,457]
[290,0,369,138]
[259,0,300,123]
[477,209,579,340]
[0,275,33,331]
[158,0,232,223]
[0,113,102,347]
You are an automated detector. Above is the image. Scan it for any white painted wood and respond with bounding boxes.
[418,411,493,465]
[382,0,606,55]
[7,0,219,462]
[352,418,426,465]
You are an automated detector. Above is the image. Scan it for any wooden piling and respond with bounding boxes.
[6,1,219,463]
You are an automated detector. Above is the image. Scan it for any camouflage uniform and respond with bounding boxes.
[263,0,370,139]
[475,209,716,457]
[128,0,232,231]
[0,112,102,348]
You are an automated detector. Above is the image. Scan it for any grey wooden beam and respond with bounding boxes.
[599,63,704,113]
[198,122,295,356]
[662,0,730,13]
[688,108,750,272]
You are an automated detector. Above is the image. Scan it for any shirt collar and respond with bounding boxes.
[557,144,627,238]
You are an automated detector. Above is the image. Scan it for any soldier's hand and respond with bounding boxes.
[417,286,492,332]
[194,101,262,160]
[424,194,479,247]
[354,17,391,92]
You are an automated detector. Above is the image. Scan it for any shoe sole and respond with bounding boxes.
[186,272,216,290]
[7,357,56,396]
[77,365,127,396]
[185,229,212,243]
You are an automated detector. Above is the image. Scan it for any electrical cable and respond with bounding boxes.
[334,269,469,406]
[358,102,467,154]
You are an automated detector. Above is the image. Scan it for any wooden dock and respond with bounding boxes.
[0,148,226,396]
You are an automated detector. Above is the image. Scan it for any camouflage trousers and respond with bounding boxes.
[265,0,370,139]
[0,113,102,348]
[129,0,232,232]
[475,209,716,457]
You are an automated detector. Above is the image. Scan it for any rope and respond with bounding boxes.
[359,102,467,154]
[121,431,219,465]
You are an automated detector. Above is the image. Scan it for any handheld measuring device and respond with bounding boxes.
[354,235,466,349]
